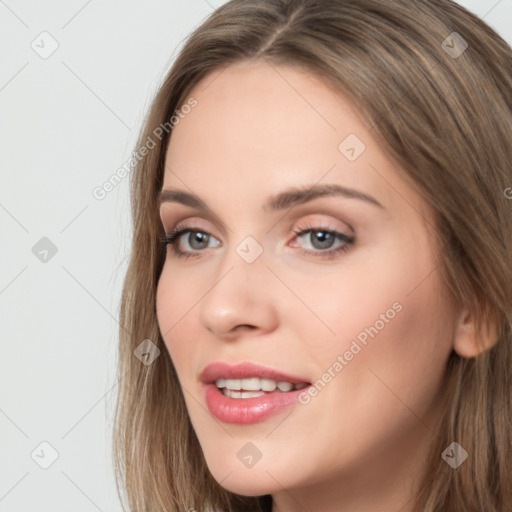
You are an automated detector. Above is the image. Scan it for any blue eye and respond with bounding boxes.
[161,224,355,260]
[291,226,355,259]
[161,228,220,259]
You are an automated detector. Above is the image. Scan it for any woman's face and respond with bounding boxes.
[156,60,458,507]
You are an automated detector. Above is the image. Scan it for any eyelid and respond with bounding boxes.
[160,209,231,239]
[162,214,356,262]
[164,214,351,241]
[291,214,354,237]
[163,217,217,237]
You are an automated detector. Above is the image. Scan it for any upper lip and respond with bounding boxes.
[200,362,310,385]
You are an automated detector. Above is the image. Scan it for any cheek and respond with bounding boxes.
[156,271,175,340]
[279,251,410,359]
[296,242,453,402]
[321,268,453,426]
[376,271,454,390]
[155,267,197,366]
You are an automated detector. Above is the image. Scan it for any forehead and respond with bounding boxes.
[167,60,361,168]
[163,60,427,221]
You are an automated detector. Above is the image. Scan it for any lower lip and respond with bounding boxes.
[204,383,310,424]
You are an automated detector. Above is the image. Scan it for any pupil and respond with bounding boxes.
[312,231,333,249]
[190,232,209,250]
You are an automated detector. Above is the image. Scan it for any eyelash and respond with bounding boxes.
[160,221,355,261]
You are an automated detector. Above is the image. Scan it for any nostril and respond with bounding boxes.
[236,324,256,332]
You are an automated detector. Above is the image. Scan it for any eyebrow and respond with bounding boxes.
[158,183,384,212]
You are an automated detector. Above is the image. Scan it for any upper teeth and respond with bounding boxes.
[215,377,307,392]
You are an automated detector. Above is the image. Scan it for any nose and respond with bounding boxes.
[198,246,279,341]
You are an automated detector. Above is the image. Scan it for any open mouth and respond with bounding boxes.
[201,363,313,423]
[215,377,310,399]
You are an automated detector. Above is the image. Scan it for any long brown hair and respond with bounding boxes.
[112,1,512,510]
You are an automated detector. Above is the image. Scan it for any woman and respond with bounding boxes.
[113,1,512,511]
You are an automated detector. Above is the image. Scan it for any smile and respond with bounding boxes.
[200,362,312,424]
[216,377,308,398]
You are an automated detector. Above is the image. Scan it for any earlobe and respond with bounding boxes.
[453,306,500,359]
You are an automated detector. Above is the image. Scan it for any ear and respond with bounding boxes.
[453,305,499,358]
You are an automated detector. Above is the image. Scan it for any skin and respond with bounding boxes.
[156,59,475,512]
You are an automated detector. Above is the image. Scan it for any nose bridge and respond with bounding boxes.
[198,234,277,337]
[215,232,268,289]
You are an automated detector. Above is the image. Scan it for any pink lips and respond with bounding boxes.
[200,361,309,385]
[200,362,311,424]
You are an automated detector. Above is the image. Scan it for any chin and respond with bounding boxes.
[203,454,284,496]
[212,473,276,497]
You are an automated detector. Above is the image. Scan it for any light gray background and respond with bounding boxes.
[0,1,510,510]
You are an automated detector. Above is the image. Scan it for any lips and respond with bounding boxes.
[200,362,312,424]
[200,361,310,385]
